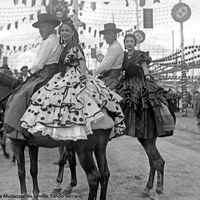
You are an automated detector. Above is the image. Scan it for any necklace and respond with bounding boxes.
[128,51,134,58]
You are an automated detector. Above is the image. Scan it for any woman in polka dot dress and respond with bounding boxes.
[20,18,125,141]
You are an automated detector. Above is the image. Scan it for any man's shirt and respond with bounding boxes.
[31,34,62,74]
[94,40,124,76]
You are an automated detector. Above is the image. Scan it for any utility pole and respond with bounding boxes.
[135,0,140,50]
[73,0,79,31]
[171,0,191,117]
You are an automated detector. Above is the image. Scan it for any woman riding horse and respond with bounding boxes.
[3,17,125,200]
[115,33,175,196]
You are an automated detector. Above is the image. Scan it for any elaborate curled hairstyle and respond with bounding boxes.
[58,18,79,43]
[124,33,137,45]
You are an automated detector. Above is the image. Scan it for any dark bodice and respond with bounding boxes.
[122,50,151,80]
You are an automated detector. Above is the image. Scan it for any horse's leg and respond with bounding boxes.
[94,129,111,200]
[62,144,77,194]
[138,138,165,195]
[73,137,100,200]
[28,145,39,200]
[10,139,28,200]
[0,129,10,159]
[52,146,66,194]
[11,154,16,165]
[137,138,155,196]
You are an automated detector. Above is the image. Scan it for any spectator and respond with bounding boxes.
[0,64,12,76]
[18,66,30,82]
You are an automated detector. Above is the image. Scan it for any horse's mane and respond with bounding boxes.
[0,72,22,89]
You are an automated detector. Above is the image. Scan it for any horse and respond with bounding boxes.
[0,72,114,200]
[53,92,176,198]
[0,73,21,161]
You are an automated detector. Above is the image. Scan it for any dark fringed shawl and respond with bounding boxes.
[0,73,22,89]
[59,40,85,77]
[122,50,152,80]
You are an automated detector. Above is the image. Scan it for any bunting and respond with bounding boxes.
[91,2,96,11]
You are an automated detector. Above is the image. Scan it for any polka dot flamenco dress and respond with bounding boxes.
[20,44,125,141]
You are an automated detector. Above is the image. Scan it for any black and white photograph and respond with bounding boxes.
[0,0,200,199]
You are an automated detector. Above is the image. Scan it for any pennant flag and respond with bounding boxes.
[143,8,153,28]
[154,0,160,3]
[7,24,11,30]
[30,14,34,20]
[94,30,97,37]
[125,0,129,7]
[79,1,85,10]
[31,0,36,6]
[91,2,96,11]
[41,0,46,6]
[103,2,109,4]
[82,22,86,30]
[15,21,18,29]
[91,48,96,58]
[22,0,27,5]
[69,0,73,6]
[139,0,145,7]
[13,0,19,5]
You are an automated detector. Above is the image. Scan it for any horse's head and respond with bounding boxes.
[0,72,22,111]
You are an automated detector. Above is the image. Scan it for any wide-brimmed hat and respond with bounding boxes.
[20,66,28,71]
[32,13,60,28]
[99,23,122,35]
[1,64,9,69]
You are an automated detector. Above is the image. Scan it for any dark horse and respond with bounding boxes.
[0,73,21,160]
[0,72,113,200]
[53,95,176,197]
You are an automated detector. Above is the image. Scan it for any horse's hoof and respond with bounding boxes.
[156,186,163,194]
[61,186,73,195]
[141,188,151,197]
[51,187,62,195]
[11,160,16,165]
[32,195,39,200]
[3,152,10,159]
[150,193,160,200]
[53,160,60,165]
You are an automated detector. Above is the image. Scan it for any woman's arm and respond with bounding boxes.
[141,61,150,78]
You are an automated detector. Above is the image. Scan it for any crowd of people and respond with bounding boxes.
[0,64,30,83]
[0,13,176,143]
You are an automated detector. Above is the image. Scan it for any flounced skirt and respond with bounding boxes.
[116,77,175,138]
[20,68,125,141]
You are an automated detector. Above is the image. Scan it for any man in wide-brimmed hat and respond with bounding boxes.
[4,13,63,138]
[93,23,124,90]
[0,64,13,76]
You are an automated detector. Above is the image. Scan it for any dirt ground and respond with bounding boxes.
[0,126,200,200]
